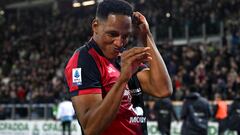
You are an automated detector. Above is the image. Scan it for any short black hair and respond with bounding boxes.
[96,0,133,20]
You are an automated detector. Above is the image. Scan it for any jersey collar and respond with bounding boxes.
[88,38,105,57]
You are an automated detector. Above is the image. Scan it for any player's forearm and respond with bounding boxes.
[134,12,172,97]
[145,33,172,97]
[83,79,128,135]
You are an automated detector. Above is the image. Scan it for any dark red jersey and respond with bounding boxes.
[64,39,147,135]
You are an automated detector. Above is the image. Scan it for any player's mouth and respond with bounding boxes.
[114,47,126,53]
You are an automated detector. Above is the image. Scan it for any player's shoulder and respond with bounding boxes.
[73,43,91,58]
[67,43,93,63]
[65,42,99,73]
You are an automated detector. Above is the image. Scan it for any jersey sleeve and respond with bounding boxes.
[64,50,102,97]
[137,63,149,72]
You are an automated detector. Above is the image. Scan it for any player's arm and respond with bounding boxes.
[133,12,173,98]
[71,80,127,135]
[68,47,151,135]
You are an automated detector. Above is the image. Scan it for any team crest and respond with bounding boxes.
[72,68,82,85]
[107,66,116,73]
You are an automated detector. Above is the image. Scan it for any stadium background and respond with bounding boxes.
[0,0,239,134]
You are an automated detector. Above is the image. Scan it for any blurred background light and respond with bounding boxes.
[72,0,81,8]
[0,10,4,15]
[82,0,95,6]
[166,12,171,18]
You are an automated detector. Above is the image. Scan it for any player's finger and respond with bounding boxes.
[127,51,151,64]
[122,47,150,59]
[135,52,152,63]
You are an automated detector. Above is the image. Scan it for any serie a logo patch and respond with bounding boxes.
[72,68,82,85]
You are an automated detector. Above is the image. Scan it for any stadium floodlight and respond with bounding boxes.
[0,10,4,15]
[166,12,171,18]
[73,0,81,8]
[82,0,95,6]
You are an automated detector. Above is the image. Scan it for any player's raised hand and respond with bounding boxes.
[132,12,150,37]
[119,47,152,82]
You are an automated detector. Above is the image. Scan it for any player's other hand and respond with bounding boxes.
[119,47,152,82]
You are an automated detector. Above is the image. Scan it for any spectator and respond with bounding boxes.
[154,97,179,135]
[16,85,26,103]
[145,99,157,121]
[213,93,228,135]
[0,106,6,120]
[56,98,75,135]
[227,92,240,134]
[181,86,212,135]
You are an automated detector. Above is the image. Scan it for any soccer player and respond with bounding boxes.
[64,0,172,134]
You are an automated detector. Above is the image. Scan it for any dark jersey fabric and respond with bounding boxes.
[64,39,148,135]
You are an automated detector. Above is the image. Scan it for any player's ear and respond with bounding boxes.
[92,19,99,34]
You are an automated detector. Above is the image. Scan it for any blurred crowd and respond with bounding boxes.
[132,0,240,38]
[161,41,240,101]
[0,0,240,105]
[0,7,95,104]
